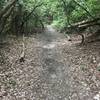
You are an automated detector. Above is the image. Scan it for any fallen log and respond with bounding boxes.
[66,18,100,44]
[68,17,100,29]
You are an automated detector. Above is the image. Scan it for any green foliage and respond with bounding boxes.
[41,0,100,30]
[0,0,99,35]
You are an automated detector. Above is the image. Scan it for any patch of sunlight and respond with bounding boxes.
[94,92,100,100]
[43,43,56,49]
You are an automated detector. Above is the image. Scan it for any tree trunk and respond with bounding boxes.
[0,6,15,33]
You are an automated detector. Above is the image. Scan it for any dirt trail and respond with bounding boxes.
[0,25,100,100]
[38,25,71,99]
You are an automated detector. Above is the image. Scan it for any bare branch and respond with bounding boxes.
[25,3,44,21]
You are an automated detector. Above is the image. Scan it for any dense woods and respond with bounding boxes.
[0,0,100,43]
[0,0,100,41]
[0,0,99,66]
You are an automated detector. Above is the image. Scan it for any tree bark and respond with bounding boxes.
[0,0,18,21]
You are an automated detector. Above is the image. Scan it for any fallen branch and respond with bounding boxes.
[68,18,100,28]
[19,34,25,62]
[79,34,85,44]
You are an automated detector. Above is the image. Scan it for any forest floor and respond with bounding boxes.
[0,25,100,100]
